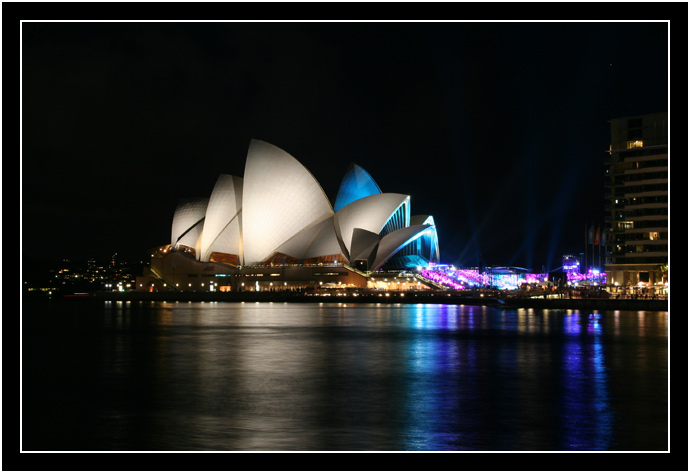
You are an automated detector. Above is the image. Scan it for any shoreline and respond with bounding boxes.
[59,291,670,311]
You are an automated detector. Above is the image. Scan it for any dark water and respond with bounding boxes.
[21,299,669,451]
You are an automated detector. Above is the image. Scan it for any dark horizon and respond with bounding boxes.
[21,19,674,270]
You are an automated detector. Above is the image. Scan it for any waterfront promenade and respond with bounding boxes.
[87,290,669,312]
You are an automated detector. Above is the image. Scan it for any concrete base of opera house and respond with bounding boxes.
[138,250,377,293]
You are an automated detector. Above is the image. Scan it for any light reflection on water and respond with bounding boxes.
[22,301,668,451]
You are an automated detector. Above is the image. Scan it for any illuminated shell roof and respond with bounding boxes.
[411,215,435,226]
[241,139,334,265]
[349,228,381,263]
[333,193,409,260]
[333,163,382,212]
[169,140,439,269]
[199,174,243,262]
[273,214,341,260]
[171,197,208,250]
[371,224,434,270]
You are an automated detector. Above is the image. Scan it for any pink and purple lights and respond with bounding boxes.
[420,269,465,290]
[567,269,606,284]
[418,263,605,291]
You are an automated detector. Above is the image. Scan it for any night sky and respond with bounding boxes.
[21,19,672,270]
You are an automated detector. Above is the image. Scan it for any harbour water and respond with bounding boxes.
[21,299,669,452]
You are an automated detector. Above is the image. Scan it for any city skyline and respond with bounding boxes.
[21,18,673,270]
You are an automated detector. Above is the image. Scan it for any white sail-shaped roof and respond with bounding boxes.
[410,215,435,226]
[371,224,433,271]
[241,139,334,264]
[199,174,243,262]
[171,197,208,250]
[302,217,342,259]
[167,140,441,271]
[333,193,409,261]
[349,228,380,263]
[273,215,342,260]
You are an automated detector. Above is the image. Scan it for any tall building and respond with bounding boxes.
[604,112,668,289]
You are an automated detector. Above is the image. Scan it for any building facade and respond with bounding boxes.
[139,140,441,291]
[604,112,668,291]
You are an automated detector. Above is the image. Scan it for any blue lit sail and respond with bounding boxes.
[333,163,382,212]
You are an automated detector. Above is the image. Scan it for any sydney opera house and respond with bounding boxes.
[140,140,440,292]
